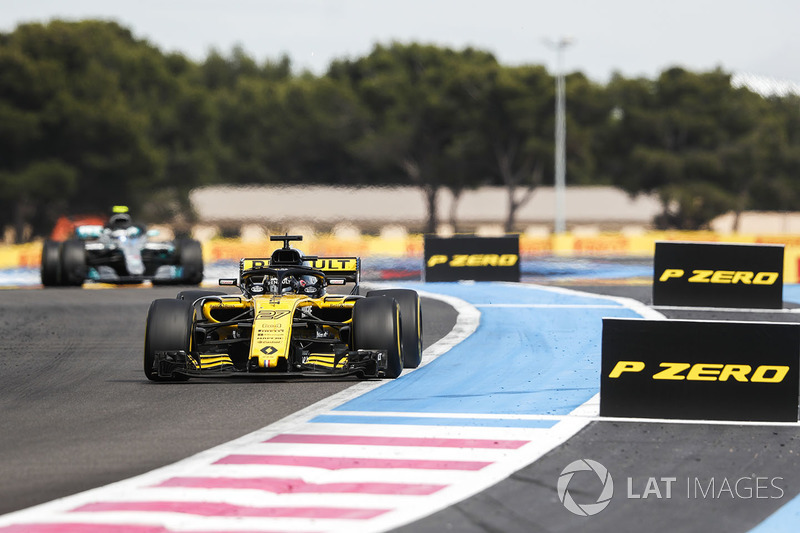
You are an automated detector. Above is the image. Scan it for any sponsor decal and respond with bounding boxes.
[652,241,784,308]
[426,254,519,268]
[608,361,790,383]
[424,235,520,282]
[260,345,278,355]
[241,259,270,271]
[600,318,800,422]
[658,269,779,285]
[310,258,358,271]
[256,310,292,320]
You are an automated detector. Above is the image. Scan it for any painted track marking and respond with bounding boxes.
[0,282,660,533]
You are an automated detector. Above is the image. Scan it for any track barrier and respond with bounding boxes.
[423,235,520,282]
[600,317,800,422]
[6,232,800,283]
[653,241,784,309]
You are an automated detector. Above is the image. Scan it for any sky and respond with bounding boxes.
[2,0,800,83]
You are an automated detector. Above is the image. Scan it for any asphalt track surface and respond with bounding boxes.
[398,285,800,533]
[0,286,457,516]
[2,283,800,532]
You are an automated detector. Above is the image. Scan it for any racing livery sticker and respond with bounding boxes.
[424,235,520,282]
[241,258,270,271]
[652,241,784,308]
[251,297,302,367]
[310,258,358,272]
[600,317,800,422]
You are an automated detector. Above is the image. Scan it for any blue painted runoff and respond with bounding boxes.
[334,282,647,418]
[312,414,557,429]
[781,284,800,306]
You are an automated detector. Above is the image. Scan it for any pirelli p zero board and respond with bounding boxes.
[600,318,800,422]
[652,241,784,309]
[424,235,520,282]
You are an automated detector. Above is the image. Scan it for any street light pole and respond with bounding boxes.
[546,37,573,235]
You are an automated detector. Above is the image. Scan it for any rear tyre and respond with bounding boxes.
[144,298,195,382]
[60,240,87,286]
[352,296,403,378]
[177,239,203,285]
[367,289,423,369]
[41,240,63,287]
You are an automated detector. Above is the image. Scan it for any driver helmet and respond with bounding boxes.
[107,213,132,230]
[106,206,133,230]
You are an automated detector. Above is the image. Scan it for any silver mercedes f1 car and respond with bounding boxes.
[41,208,203,286]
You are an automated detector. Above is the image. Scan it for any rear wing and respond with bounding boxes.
[236,256,360,285]
[306,257,360,285]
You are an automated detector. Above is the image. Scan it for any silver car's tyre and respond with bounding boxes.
[41,240,63,287]
[60,240,87,286]
[177,239,204,285]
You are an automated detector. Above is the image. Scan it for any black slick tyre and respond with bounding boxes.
[60,240,87,286]
[352,295,403,378]
[366,289,423,368]
[41,240,63,287]
[177,239,204,285]
[143,298,195,382]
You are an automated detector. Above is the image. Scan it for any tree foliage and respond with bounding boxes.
[1,20,800,240]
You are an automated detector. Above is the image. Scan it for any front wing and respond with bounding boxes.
[153,349,388,379]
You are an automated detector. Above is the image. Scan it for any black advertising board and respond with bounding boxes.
[424,235,520,282]
[652,241,784,309]
[600,318,800,422]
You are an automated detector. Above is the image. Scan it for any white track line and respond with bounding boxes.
[0,287,480,530]
[0,282,678,533]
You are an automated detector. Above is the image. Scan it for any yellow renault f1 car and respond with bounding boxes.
[143,235,422,381]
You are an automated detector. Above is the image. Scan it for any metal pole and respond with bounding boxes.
[548,37,572,234]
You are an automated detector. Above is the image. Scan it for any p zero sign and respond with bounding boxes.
[653,241,784,309]
[600,318,800,422]
[424,235,520,282]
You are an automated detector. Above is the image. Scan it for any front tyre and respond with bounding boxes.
[144,298,195,382]
[367,289,423,369]
[60,240,87,286]
[41,240,63,287]
[352,296,403,379]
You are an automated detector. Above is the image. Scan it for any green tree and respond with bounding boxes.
[466,64,553,232]
[598,67,768,229]
[0,20,226,238]
[213,72,366,187]
[0,20,169,238]
[330,43,497,233]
